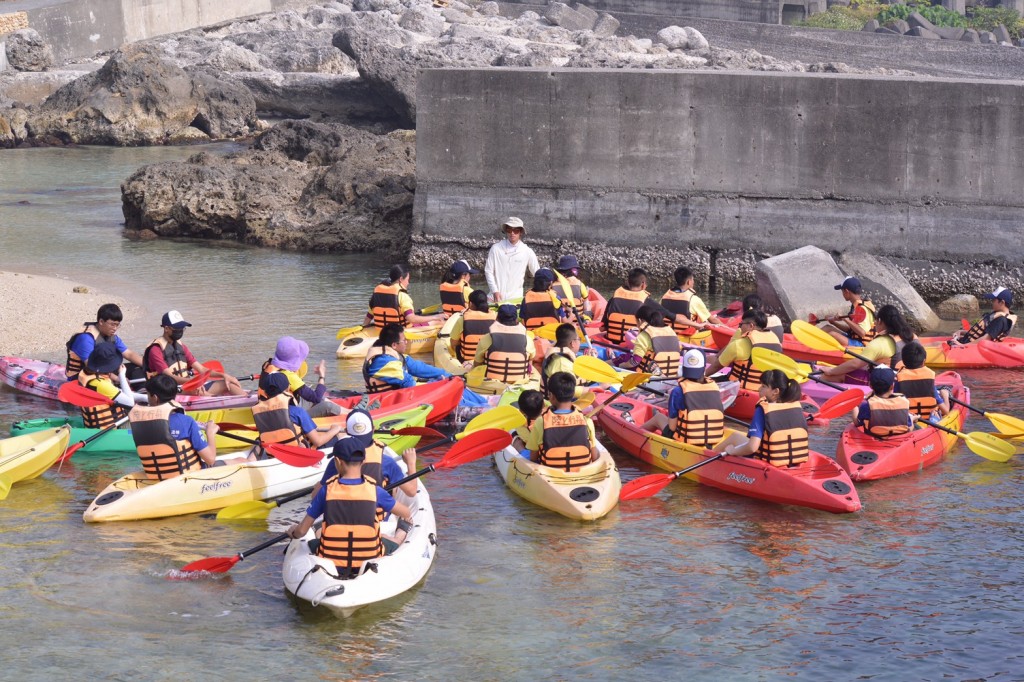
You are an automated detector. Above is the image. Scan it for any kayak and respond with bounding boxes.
[0,356,258,409]
[724,386,833,426]
[335,322,443,359]
[596,393,861,513]
[835,373,969,481]
[82,404,430,522]
[0,425,71,485]
[493,442,620,521]
[282,479,435,617]
[465,367,541,396]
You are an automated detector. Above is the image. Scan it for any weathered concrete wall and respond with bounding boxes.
[414,68,1024,265]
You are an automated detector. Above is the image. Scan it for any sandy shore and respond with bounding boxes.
[0,270,142,360]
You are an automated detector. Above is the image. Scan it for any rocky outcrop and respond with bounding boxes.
[5,29,54,72]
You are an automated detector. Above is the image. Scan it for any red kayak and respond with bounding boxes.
[596,392,861,513]
[329,376,463,425]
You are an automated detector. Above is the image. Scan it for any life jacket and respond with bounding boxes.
[439,281,469,319]
[963,310,1018,342]
[77,372,129,429]
[484,322,531,383]
[661,288,697,337]
[604,287,648,344]
[361,441,385,488]
[260,360,305,396]
[554,276,586,310]
[143,337,191,379]
[730,330,784,390]
[766,314,785,343]
[640,325,681,376]
[457,309,497,362]
[361,346,406,394]
[538,407,592,471]
[64,323,109,380]
[541,346,576,390]
[317,476,384,573]
[896,366,938,420]
[850,300,877,341]
[863,394,911,437]
[129,403,202,480]
[520,290,559,330]
[369,282,407,329]
[251,393,305,448]
[673,379,725,447]
[757,400,809,467]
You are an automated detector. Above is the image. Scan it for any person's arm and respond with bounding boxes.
[288,514,316,539]
[689,296,715,328]
[116,366,147,405]
[403,292,445,325]
[523,420,544,462]
[935,387,951,416]
[525,331,536,361]
[527,247,540,277]
[289,484,327,538]
[196,420,218,467]
[982,316,1012,342]
[396,449,419,497]
[484,244,501,301]
[69,333,95,364]
[587,419,598,462]
[722,407,764,456]
[820,357,868,379]
[406,356,451,381]
[116,337,144,369]
[304,410,344,448]
[854,402,870,428]
[473,335,493,366]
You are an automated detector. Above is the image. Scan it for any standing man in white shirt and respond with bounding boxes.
[484,217,541,303]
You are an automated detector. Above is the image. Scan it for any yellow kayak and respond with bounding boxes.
[335,323,443,358]
[0,425,71,485]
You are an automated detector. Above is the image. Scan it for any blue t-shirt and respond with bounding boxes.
[747,404,766,440]
[666,386,685,417]
[288,405,318,435]
[167,412,209,452]
[305,477,397,519]
[70,332,128,364]
[983,313,1013,340]
[320,451,404,486]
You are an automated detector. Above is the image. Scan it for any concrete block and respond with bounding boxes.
[806,0,827,14]
[875,27,901,34]
[910,26,941,39]
[545,2,594,31]
[593,12,619,38]
[994,24,1012,43]
[862,19,880,32]
[980,30,997,44]
[936,294,980,321]
[837,252,940,331]
[573,3,599,27]
[907,12,937,32]
[960,28,980,43]
[884,19,910,34]
[940,0,965,13]
[933,27,965,40]
[754,246,848,325]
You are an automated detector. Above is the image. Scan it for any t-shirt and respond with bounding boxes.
[747,404,766,440]
[145,342,197,374]
[860,335,897,364]
[524,408,596,452]
[321,451,404,486]
[168,412,210,452]
[983,313,1013,340]
[716,337,753,367]
[305,477,397,519]
[69,332,128,364]
[86,376,121,400]
[288,404,318,436]
[688,294,712,323]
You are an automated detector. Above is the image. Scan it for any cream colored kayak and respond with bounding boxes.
[0,425,71,484]
[493,441,620,521]
[83,451,328,522]
[335,323,442,358]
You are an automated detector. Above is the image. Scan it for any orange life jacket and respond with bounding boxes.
[661,288,698,337]
[673,379,725,447]
[604,287,648,344]
[538,407,592,471]
[129,403,202,480]
[143,337,191,379]
[457,309,497,362]
[77,372,129,429]
[541,346,576,391]
[64,323,110,380]
[896,366,938,420]
[439,281,469,319]
[730,330,783,390]
[318,476,384,573]
[484,323,531,383]
[554,277,586,310]
[964,310,1017,342]
[361,346,405,394]
[520,290,559,330]
[369,282,407,329]
[251,393,306,448]
[757,400,809,467]
[640,324,681,376]
[863,394,911,437]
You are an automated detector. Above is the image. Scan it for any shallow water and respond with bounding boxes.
[1,145,1023,680]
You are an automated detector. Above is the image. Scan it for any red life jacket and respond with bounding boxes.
[673,379,725,447]
[538,407,592,471]
[129,403,202,480]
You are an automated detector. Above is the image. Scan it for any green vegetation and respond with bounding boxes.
[876,2,966,28]
[798,0,884,31]
[796,0,1022,41]
[968,7,1024,40]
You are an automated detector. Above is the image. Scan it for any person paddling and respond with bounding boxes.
[820,304,916,382]
[820,276,876,347]
[64,303,144,381]
[896,341,950,422]
[704,310,782,390]
[143,310,244,396]
[363,265,445,330]
[640,349,725,447]
[713,369,809,467]
[439,259,479,319]
[950,287,1017,346]
[854,367,913,437]
[553,254,592,321]
[362,324,451,393]
[76,342,145,429]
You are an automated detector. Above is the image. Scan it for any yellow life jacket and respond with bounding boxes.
[318,476,383,573]
[863,394,911,437]
[439,281,470,319]
[538,407,592,471]
[143,337,191,379]
[661,288,698,337]
[129,403,202,480]
[369,282,407,329]
[604,287,648,344]
[640,324,681,376]
[361,346,405,394]
[251,393,305,448]
[896,366,938,420]
[458,309,497,362]
[520,290,559,330]
[730,330,783,390]
[77,372,129,429]
[757,400,809,467]
[484,323,531,383]
[673,379,725,447]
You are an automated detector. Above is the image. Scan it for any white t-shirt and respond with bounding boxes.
[484,239,540,302]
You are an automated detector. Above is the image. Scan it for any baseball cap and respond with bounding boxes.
[87,342,123,374]
[833,277,862,294]
[272,336,309,372]
[346,408,374,446]
[258,372,290,399]
[680,349,705,379]
[451,259,480,275]
[534,268,555,283]
[556,255,580,271]
[502,217,525,232]
[160,310,192,329]
[983,286,1013,306]
[869,366,896,387]
[332,437,367,463]
[497,304,518,324]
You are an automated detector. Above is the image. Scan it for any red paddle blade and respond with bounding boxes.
[436,428,513,469]
[977,340,1024,368]
[181,371,212,393]
[57,382,113,407]
[217,422,259,432]
[961,318,971,331]
[179,554,241,574]
[381,426,446,439]
[56,441,86,464]
[264,442,325,467]
[807,313,819,324]
[816,389,865,420]
[619,473,676,501]
[202,360,224,373]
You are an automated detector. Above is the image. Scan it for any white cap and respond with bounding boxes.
[502,217,524,229]
[680,349,705,379]
[345,408,374,445]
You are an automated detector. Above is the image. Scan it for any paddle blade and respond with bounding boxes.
[181,371,211,393]
[264,443,325,467]
[465,364,488,384]
[751,348,805,383]
[381,426,446,439]
[619,473,676,501]
[986,412,1024,437]
[437,428,513,468]
[216,500,276,521]
[202,360,225,374]
[57,381,113,407]
[791,320,844,352]
[961,318,971,331]
[179,555,241,574]
[573,355,622,384]
[621,372,654,393]
[457,405,526,439]
[575,391,597,408]
[816,389,865,420]
[965,431,1016,463]
[977,340,1024,368]
[336,325,364,340]
[533,323,561,341]
[0,475,11,501]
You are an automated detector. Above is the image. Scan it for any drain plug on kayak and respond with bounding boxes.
[94,491,124,506]
[570,487,600,502]
[822,480,852,495]
[850,451,878,465]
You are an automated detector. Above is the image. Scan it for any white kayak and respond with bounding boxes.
[282,481,436,617]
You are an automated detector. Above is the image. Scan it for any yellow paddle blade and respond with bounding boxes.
[791,320,845,352]
[986,411,1024,436]
[573,355,622,384]
[466,364,488,384]
[575,391,597,408]
[297,361,308,380]
[216,500,275,521]
[420,302,441,315]
[533,323,561,342]
[621,372,654,392]
[456,405,526,440]
[964,430,1016,463]
[750,348,808,384]
[336,325,365,340]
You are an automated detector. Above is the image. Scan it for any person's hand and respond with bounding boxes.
[205,420,219,437]
[316,360,326,379]
[492,292,503,302]
[462,361,474,370]
[402,448,417,469]
[287,524,302,539]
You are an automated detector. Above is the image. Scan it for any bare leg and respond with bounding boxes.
[641,411,670,433]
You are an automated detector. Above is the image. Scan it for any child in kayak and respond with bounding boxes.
[949,287,1017,346]
[715,369,809,467]
[439,260,479,319]
[523,371,598,470]
[512,389,545,453]
[76,342,146,429]
[855,366,913,437]
[552,254,592,322]
[896,342,950,423]
[363,264,445,329]
[640,349,725,447]
[820,276,876,348]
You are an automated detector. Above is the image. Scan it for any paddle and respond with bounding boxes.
[791,319,896,366]
[455,405,526,440]
[750,348,847,391]
[573,356,652,420]
[807,312,849,325]
[336,324,372,340]
[976,340,1024,368]
[212,429,325,467]
[180,428,511,574]
[947,396,1024,437]
[181,371,212,393]
[917,418,1015,463]
[57,414,132,463]
[58,381,115,407]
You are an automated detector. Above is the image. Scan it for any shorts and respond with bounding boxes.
[846,338,865,348]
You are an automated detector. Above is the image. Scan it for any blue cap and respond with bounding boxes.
[451,259,480,275]
[869,366,896,387]
[556,255,580,271]
[834,276,862,294]
[258,372,290,398]
[983,287,1012,306]
[87,342,123,374]
[534,268,555,282]
[497,304,518,323]
[332,437,366,463]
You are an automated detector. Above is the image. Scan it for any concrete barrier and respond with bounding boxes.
[414,68,1024,265]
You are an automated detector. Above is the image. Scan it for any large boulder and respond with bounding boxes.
[754,246,848,324]
[936,294,980,321]
[837,251,940,331]
[225,29,354,73]
[5,29,54,72]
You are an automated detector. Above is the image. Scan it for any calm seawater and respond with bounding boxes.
[0,146,1022,681]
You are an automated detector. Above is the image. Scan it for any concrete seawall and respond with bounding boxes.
[413,68,1024,266]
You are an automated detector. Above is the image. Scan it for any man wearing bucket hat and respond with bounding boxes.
[640,349,725,447]
[143,310,245,396]
[76,342,146,428]
[484,217,540,303]
[262,336,342,417]
[950,286,1017,346]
